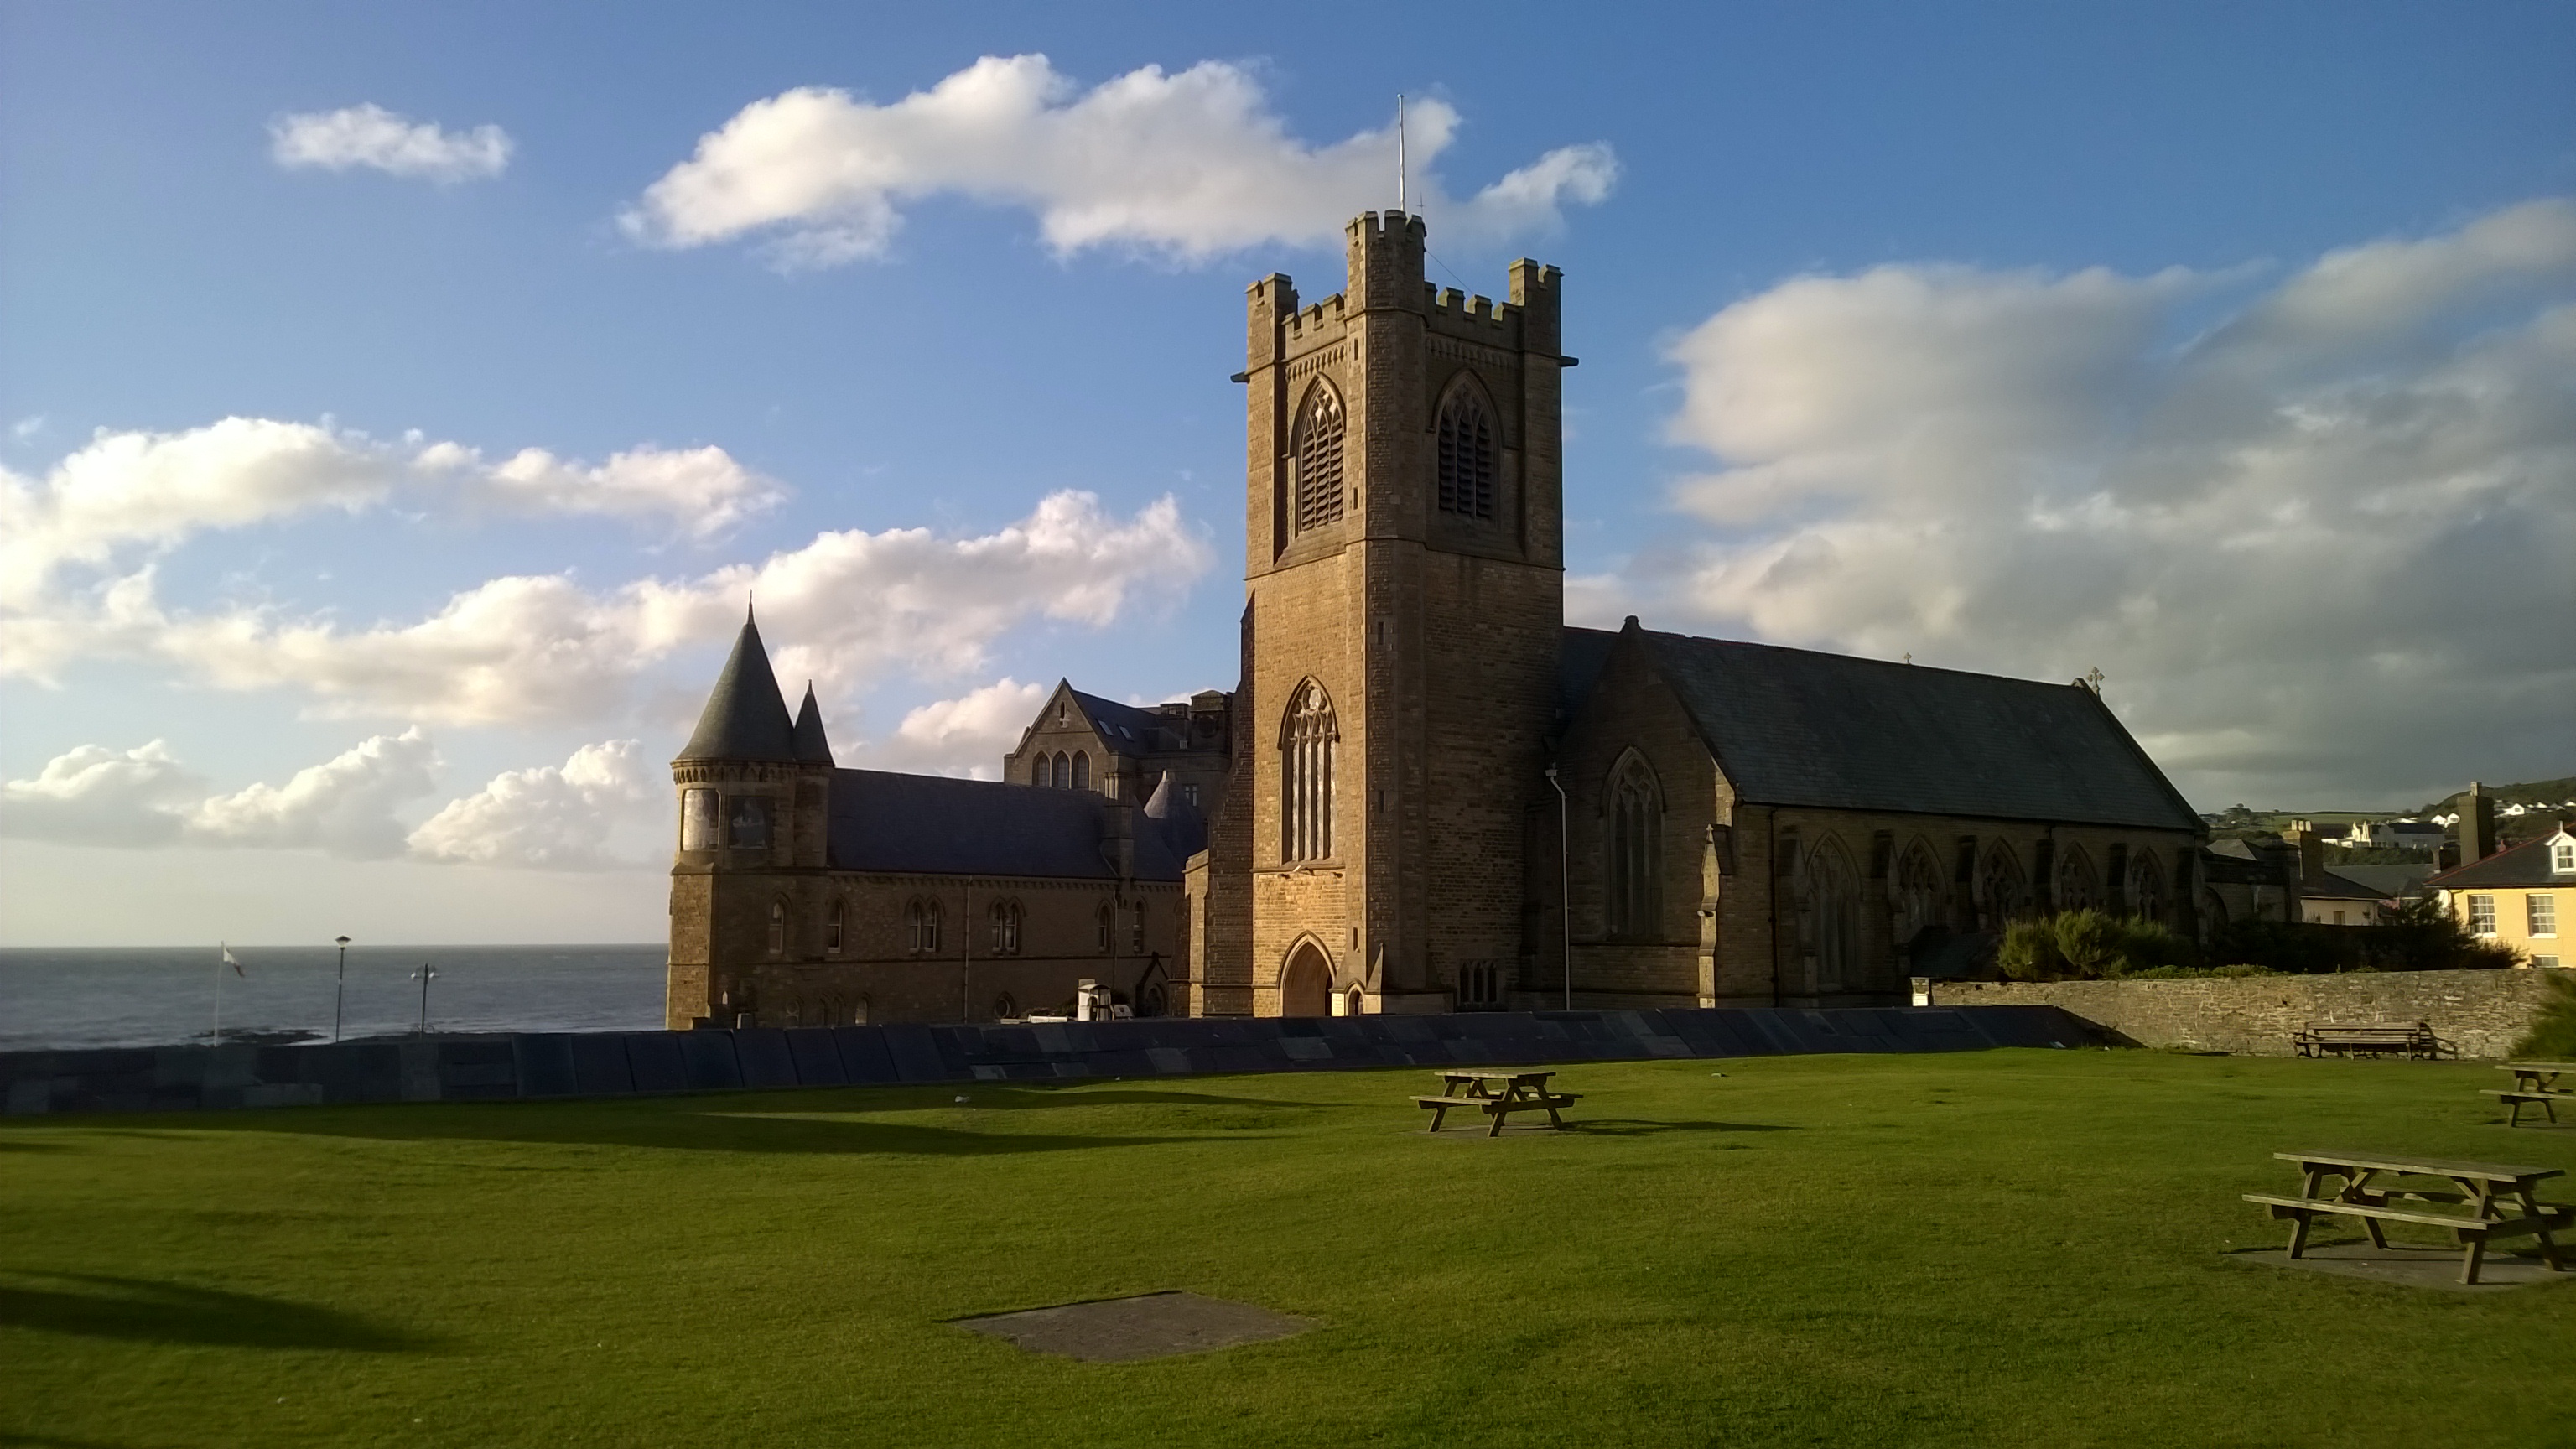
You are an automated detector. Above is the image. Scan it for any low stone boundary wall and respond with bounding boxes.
[1924,969,2562,1058]
[0,1005,2089,1116]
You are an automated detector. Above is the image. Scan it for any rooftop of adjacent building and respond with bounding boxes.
[2425,828,2576,891]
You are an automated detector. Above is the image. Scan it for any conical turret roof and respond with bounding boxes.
[676,614,797,763]
[791,683,834,765]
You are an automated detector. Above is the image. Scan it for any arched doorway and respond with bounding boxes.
[1280,942,1332,1017]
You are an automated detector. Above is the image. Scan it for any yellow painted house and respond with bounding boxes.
[2428,826,2576,969]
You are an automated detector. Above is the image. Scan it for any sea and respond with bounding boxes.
[0,944,667,1053]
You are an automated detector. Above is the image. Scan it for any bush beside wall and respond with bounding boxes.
[1927,969,2564,1058]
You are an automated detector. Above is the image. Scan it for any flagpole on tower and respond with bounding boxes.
[1396,94,1406,213]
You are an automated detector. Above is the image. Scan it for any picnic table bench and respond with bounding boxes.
[2244,1150,2571,1285]
[1415,1070,1581,1137]
[2488,1062,2576,1127]
[2292,1021,2440,1060]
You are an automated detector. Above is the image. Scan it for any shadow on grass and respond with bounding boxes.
[927,1087,1333,1112]
[0,1140,74,1153]
[1567,1119,1796,1136]
[0,1432,142,1449]
[0,1271,427,1352]
[163,1104,1205,1158]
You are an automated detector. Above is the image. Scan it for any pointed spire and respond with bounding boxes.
[791,682,834,765]
[675,615,797,763]
[1142,770,1175,819]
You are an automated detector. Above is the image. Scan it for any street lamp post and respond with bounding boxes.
[333,935,351,1042]
[409,964,438,1036]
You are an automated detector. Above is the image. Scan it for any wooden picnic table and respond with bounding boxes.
[2244,1150,2571,1284]
[1414,1069,1581,1137]
[2490,1062,2576,1127]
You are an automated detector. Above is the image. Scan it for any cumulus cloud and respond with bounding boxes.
[623,55,1616,267]
[854,677,1049,776]
[408,739,658,869]
[1643,197,2576,806]
[0,418,781,612]
[0,731,437,858]
[4,489,1208,725]
[270,104,512,182]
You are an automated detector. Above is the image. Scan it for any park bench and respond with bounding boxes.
[2486,1062,2576,1127]
[1415,1070,1581,1137]
[2291,1021,2440,1060]
[2245,1150,2571,1285]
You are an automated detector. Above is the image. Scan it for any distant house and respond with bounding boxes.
[2330,818,2443,852]
[2425,826,2575,969]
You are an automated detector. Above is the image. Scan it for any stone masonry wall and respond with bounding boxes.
[1925,969,2563,1058]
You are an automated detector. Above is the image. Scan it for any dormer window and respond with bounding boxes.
[2554,835,2575,874]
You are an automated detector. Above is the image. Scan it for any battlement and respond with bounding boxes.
[1285,294,1349,341]
[1426,284,1512,330]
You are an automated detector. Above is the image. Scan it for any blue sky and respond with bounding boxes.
[3,1,2572,944]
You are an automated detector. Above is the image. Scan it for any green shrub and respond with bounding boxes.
[2113,915,2193,973]
[1998,918,2065,980]
[2051,910,2123,977]
[2510,970,2576,1060]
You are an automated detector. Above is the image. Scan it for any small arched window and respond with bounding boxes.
[906,897,941,954]
[1606,755,1662,938]
[1052,752,1070,789]
[989,900,1021,955]
[1130,901,1148,954]
[1032,754,1051,787]
[1280,681,1337,862]
[1072,750,1091,792]
[993,994,1018,1021]
[851,995,870,1026]
[825,899,845,954]
[767,898,787,956]
[1436,385,1498,520]
[1292,381,1346,532]
[1096,901,1116,953]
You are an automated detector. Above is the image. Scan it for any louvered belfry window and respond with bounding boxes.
[1293,382,1346,532]
[1436,387,1497,519]
[1281,681,1337,862]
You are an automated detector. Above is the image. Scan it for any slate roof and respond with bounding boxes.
[826,769,1189,881]
[2330,863,2435,900]
[1071,690,1187,755]
[2425,833,2576,891]
[790,685,834,765]
[1566,625,2202,833]
[2302,870,2392,901]
[677,617,797,763]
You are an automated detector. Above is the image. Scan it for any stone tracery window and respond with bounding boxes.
[1979,846,2027,932]
[2058,847,2100,913]
[1808,841,1861,992]
[1894,843,1943,947]
[2127,850,2166,924]
[1280,680,1337,862]
[1292,382,1346,532]
[1436,384,1498,520]
[1605,755,1662,938]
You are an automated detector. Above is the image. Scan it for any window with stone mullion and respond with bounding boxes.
[1436,392,1497,520]
[1281,683,1336,862]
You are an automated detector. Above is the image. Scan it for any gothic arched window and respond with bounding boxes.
[1606,755,1662,938]
[2059,848,2100,913]
[989,900,1021,955]
[2128,850,2167,924]
[1980,846,2028,932]
[1436,384,1498,520]
[906,897,941,954]
[825,899,845,954]
[1032,754,1050,787]
[1292,382,1346,532]
[1808,841,1861,992]
[1280,680,1337,862]
[1052,752,1070,790]
[767,898,787,956]
[1895,842,1943,948]
[1096,901,1116,953]
[1072,750,1091,792]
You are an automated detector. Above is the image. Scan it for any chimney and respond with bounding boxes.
[1100,800,1135,881]
[2289,823,2324,885]
[2463,782,2497,863]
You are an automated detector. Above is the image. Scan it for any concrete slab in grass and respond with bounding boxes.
[953,1291,1314,1363]
[2233,1244,2571,1291]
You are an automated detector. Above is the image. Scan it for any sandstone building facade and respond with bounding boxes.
[666,211,2205,1026]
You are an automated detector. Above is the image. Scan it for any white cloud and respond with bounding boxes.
[1,731,437,858]
[269,104,512,183]
[3,489,1209,726]
[623,55,1616,267]
[408,739,658,869]
[10,416,43,443]
[854,678,1048,776]
[1646,197,2576,806]
[0,418,781,610]
[186,729,439,858]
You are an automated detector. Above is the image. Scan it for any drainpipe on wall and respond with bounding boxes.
[1545,764,1570,1010]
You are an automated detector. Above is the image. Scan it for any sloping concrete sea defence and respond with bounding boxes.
[1,1005,2093,1115]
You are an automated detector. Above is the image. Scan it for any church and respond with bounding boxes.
[664,210,2205,1029]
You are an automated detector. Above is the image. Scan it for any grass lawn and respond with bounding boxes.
[3,1048,2571,1447]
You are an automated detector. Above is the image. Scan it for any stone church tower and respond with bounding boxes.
[1189,212,1570,1016]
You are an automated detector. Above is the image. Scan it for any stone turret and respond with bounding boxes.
[667,611,834,1027]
